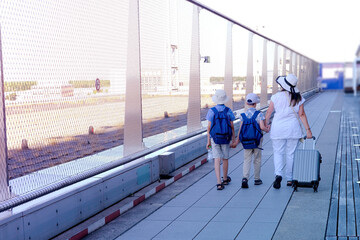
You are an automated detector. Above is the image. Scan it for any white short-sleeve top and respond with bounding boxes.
[269,91,305,139]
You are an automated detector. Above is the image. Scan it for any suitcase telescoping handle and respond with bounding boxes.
[301,136,316,150]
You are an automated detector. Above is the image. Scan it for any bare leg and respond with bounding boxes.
[223,159,229,180]
[214,158,222,184]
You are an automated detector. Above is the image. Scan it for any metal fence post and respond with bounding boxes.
[260,39,267,107]
[272,44,278,94]
[0,25,10,201]
[304,58,309,90]
[282,47,286,76]
[289,51,293,74]
[310,59,313,89]
[313,61,316,88]
[307,58,311,90]
[245,32,254,96]
[124,0,144,156]
[294,53,298,78]
[187,5,201,133]
[224,22,233,110]
[353,59,358,96]
[298,55,303,92]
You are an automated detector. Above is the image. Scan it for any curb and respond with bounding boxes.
[68,158,208,240]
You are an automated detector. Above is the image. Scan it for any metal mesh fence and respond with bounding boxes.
[0,0,318,204]
[1,0,130,200]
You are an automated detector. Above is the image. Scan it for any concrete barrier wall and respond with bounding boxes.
[0,156,159,240]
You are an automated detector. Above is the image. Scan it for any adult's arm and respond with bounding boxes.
[259,120,269,132]
[265,101,274,127]
[298,104,312,138]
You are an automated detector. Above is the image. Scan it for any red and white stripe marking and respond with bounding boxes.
[68,158,207,240]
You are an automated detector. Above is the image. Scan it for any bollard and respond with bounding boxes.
[21,139,28,150]
[89,126,94,135]
[159,152,175,176]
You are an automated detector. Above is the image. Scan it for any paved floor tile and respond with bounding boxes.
[146,206,188,221]
[211,207,253,223]
[177,207,221,222]
[181,185,212,196]
[194,221,243,240]
[164,193,200,207]
[225,196,260,208]
[235,222,278,240]
[152,221,207,240]
[248,207,284,223]
[193,194,233,208]
[115,220,170,240]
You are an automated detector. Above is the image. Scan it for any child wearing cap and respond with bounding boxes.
[206,89,236,190]
[233,93,269,188]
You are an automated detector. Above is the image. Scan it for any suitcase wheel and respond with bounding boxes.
[313,181,319,192]
[292,181,298,191]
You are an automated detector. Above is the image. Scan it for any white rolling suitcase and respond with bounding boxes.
[292,137,322,192]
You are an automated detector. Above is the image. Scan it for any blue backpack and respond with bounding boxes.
[239,111,263,149]
[209,107,232,144]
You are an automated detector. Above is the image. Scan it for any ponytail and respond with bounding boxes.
[290,92,302,107]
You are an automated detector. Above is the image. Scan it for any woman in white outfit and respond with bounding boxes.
[265,74,312,189]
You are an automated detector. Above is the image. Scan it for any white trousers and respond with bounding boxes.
[272,139,299,181]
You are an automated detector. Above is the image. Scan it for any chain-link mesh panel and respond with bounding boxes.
[199,10,227,118]
[1,0,129,198]
[232,26,249,111]
[140,0,194,146]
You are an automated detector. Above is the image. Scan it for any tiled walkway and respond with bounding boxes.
[52,91,360,240]
[111,91,339,240]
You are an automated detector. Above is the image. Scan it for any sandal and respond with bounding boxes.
[242,178,249,188]
[216,183,225,190]
[222,176,232,185]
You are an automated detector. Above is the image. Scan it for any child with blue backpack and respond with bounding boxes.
[206,89,236,190]
[233,93,269,188]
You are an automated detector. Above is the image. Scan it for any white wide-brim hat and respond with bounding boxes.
[212,89,229,104]
[276,74,300,93]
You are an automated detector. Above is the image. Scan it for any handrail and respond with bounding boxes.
[186,0,318,63]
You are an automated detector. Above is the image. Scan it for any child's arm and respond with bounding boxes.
[230,121,236,148]
[206,121,211,149]
[232,121,242,148]
[259,119,269,133]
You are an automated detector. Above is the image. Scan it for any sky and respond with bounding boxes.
[198,0,360,63]
[1,0,359,86]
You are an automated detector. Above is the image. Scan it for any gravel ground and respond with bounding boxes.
[7,97,245,179]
